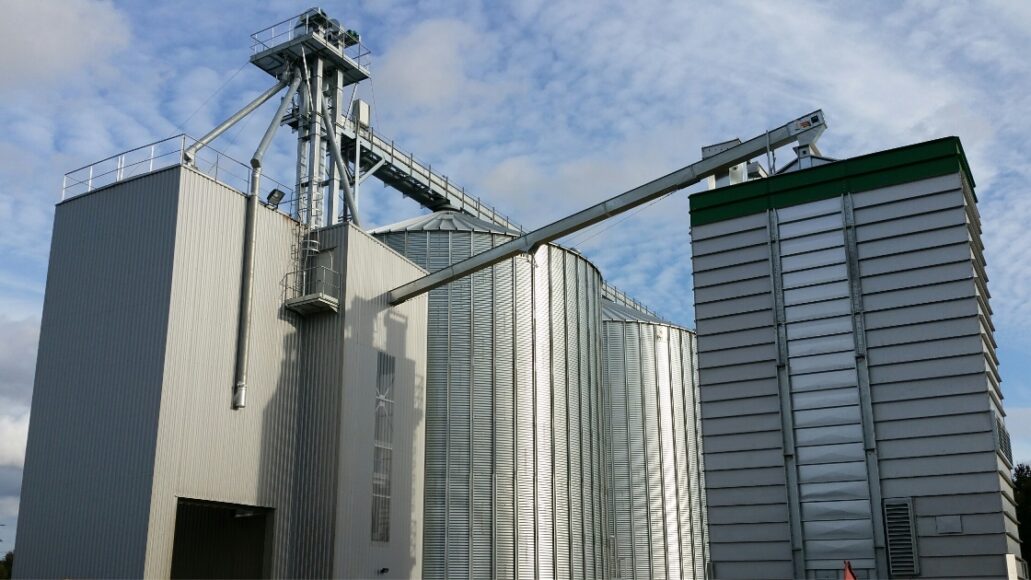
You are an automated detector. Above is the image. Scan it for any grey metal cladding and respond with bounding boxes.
[854,206,968,243]
[876,412,992,440]
[862,278,976,312]
[696,343,777,369]
[863,296,979,329]
[868,353,988,384]
[690,211,768,240]
[853,189,965,225]
[16,168,181,578]
[693,260,770,288]
[704,466,786,489]
[865,316,980,348]
[851,174,963,209]
[860,261,974,295]
[867,335,985,366]
[858,242,971,277]
[697,326,774,353]
[781,246,847,272]
[778,212,843,240]
[695,309,775,335]
[776,197,843,223]
[693,276,771,304]
[373,211,610,580]
[692,243,769,271]
[782,263,848,289]
[709,522,791,543]
[857,224,971,260]
[146,168,306,577]
[779,230,844,256]
[691,227,769,256]
[699,377,780,402]
[784,298,852,323]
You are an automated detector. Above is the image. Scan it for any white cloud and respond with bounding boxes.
[1006,406,1031,466]
[0,315,39,410]
[0,0,130,90]
[0,413,29,469]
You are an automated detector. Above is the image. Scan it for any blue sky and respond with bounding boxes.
[2,0,1030,549]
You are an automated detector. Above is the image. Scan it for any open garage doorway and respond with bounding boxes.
[170,498,273,579]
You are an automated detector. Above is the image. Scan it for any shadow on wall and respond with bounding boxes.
[331,290,423,579]
[255,262,423,578]
[257,307,302,579]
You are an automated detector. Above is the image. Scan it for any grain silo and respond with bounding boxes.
[601,299,709,579]
[689,137,1026,579]
[373,211,613,579]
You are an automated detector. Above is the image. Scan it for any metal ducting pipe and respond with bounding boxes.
[183,78,288,164]
[231,70,300,411]
[250,70,302,196]
[320,95,361,227]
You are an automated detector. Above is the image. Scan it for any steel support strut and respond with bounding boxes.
[388,110,826,305]
[321,95,361,226]
[183,79,288,163]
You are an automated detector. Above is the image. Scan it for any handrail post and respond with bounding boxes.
[149,145,155,172]
[87,166,93,192]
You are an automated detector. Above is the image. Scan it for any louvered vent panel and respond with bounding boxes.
[883,498,919,577]
[996,415,1013,465]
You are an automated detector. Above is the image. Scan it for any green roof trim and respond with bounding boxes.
[689,136,975,227]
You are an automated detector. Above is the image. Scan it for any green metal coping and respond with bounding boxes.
[689,136,975,227]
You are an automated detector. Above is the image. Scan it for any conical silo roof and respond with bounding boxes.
[601,298,670,325]
[370,210,521,236]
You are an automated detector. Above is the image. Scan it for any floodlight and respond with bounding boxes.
[267,188,286,210]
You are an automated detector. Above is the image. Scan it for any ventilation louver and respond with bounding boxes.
[884,498,920,576]
[995,414,1013,465]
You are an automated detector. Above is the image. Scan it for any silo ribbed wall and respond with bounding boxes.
[602,301,709,579]
[374,212,611,580]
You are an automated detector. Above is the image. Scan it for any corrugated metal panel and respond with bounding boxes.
[144,167,304,577]
[16,168,182,578]
[692,169,1024,579]
[373,212,608,580]
[602,303,709,579]
[332,225,428,579]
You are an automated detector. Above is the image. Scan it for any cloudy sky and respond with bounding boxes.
[2,0,1030,548]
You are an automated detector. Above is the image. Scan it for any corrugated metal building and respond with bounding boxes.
[689,137,1025,579]
[602,300,709,579]
[16,165,429,578]
[373,211,615,580]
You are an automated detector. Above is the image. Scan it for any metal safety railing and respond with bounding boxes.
[249,9,371,69]
[61,134,298,217]
[339,115,524,233]
[284,265,341,300]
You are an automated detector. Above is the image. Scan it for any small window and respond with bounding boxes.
[371,352,395,542]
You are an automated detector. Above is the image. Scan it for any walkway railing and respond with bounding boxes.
[61,134,298,217]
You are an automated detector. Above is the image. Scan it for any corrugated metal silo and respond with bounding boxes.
[601,300,709,579]
[373,211,612,580]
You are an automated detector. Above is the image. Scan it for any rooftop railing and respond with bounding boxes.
[249,9,371,69]
[61,134,298,217]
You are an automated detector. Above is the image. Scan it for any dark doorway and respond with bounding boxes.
[170,498,273,579]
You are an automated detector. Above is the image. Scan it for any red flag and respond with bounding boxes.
[843,560,857,580]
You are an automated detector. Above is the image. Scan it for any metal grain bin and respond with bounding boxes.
[602,300,709,580]
[373,211,612,580]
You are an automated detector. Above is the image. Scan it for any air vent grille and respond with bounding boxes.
[884,497,919,576]
[996,415,1013,465]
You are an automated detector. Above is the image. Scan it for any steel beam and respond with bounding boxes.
[184,79,288,163]
[389,110,826,304]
